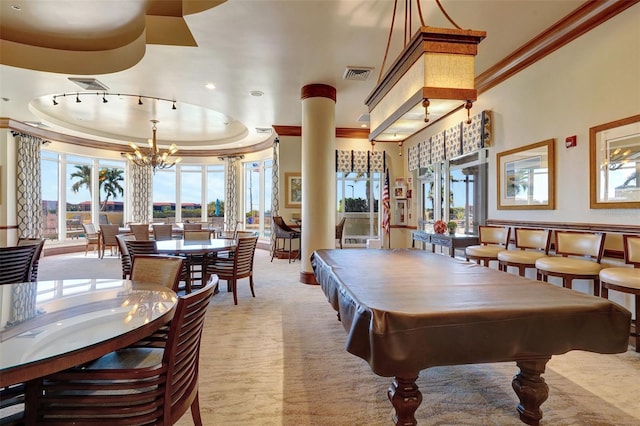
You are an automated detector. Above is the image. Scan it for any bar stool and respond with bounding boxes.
[600,234,640,352]
[498,228,551,277]
[465,225,510,267]
[536,230,605,296]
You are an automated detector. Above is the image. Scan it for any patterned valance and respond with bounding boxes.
[336,150,385,174]
[407,110,492,171]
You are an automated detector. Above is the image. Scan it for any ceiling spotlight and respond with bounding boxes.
[172,101,177,110]
[76,94,81,103]
[138,96,143,105]
[52,98,58,106]
[205,83,215,90]
[250,90,264,97]
[102,94,108,103]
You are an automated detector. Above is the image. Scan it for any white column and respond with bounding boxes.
[300,84,336,284]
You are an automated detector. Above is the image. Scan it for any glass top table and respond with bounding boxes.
[0,279,177,387]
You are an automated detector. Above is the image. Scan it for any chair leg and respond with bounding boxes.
[593,278,600,297]
[249,275,255,298]
[190,390,203,426]
[635,295,639,353]
[232,280,238,305]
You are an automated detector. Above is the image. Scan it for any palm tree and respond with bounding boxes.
[99,168,124,211]
[70,165,124,211]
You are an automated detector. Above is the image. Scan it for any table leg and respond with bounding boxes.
[512,357,551,426]
[388,375,422,426]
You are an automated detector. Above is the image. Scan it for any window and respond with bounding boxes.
[419,149,487,234]
[152,169,177,223]
[244,160,273,238]
[207,165,225,229]
[336,172,381,247]
[41,151,59,240]
[180,165,203,221]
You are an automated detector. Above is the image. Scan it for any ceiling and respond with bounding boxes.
[0,0,588,156]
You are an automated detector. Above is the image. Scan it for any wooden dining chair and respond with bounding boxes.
[125,239,193,294]
[0,245,39,285]
[115,234,134,279]
[130,254,185,292]
[81,223,100,256]
[129,223,150,240]
[99,224,120,259]
[183,223,203,231]
[153,223,173,241]
[24,278,218,425]
[17,238,45,282]
[204,235,258,305]
[183,230,212,241]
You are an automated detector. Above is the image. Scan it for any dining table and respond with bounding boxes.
[0,278,177,388]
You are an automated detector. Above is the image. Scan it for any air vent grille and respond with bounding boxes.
[343,67,373,81]
[68,77,109,91]
[255,127,273,134]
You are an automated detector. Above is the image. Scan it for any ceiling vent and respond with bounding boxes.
[68,77,109,91]
[343,66,373,81]
[356,113,370,124]
[255,127,273,134]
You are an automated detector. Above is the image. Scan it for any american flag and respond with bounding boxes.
[381,168,390,237]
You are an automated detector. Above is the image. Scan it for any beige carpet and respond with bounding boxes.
[39,249,640,425]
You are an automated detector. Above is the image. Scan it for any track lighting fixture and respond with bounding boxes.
[50,92,178,111]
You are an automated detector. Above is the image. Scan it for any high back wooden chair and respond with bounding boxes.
[17,238,46,282]
[204,235,258,305]
[153,224,173,241]
[81,223,100,256]
[183,223,203,231]
[129,223,150,240]
[0,245,38,285]
[183,230,212,241]
[115,234,134,279]
[125,239,193,294]
[497,228,551,277]
[535,230,605,296]
[465,225,510,267]
[99,224,120,259]
[600,234,640,352]
[130,254,185,292]
[24,278,218,425]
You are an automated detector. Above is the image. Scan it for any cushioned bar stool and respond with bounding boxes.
[536,230,605,296]
[465,225,510,267]
[498,228,551,277]
[600,234,640,352]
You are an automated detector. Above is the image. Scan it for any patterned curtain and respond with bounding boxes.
[224,156,241,231]
[419,139,430,168]
[271,138,280,255]
[14,132,43,238]
[408,144,420,171]
[463,110,493,154]
[336,150,386,173]
[445,123,463,159]
[130,163,152,223]
[431,132,446,163]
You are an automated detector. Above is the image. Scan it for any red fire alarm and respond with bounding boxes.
[565,135,577,148]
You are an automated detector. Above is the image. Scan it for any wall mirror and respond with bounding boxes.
[589,114,640,209]
[496,139,555,210]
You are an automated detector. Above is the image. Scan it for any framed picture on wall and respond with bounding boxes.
[285,172,302,208]
[497,139,555,210]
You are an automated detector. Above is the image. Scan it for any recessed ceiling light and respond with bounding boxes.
[205,83,215,90]
[250,90,264,97]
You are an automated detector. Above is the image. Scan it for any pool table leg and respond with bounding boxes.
[512,357,551,426]
[388,375,422,426]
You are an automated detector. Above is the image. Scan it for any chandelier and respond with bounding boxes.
[365,0,486,142]
[126,120,181,173]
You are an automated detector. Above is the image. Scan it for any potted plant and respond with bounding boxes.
[446,221,457,235]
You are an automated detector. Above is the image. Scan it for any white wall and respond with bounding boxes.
[404,3,640,227]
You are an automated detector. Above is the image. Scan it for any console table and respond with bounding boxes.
[411,230,479,257]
